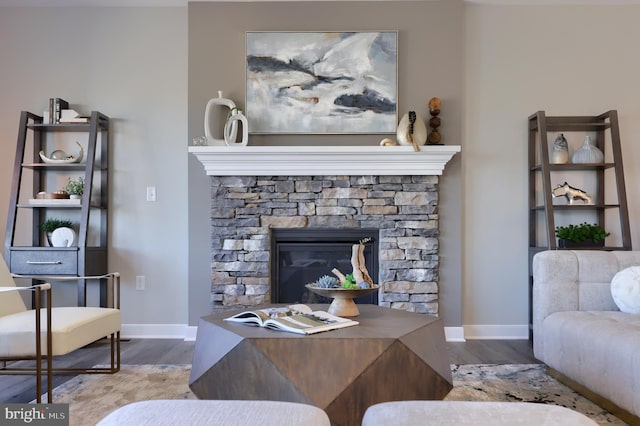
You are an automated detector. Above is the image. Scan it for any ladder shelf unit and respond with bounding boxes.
[4,111,110,307]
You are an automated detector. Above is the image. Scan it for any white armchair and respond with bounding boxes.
[0,257,120,402]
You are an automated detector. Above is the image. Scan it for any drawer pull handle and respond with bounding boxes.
[26,261,62,265]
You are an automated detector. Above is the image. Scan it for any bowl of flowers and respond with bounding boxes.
[306,272,379,317]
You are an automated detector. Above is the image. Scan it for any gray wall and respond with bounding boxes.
[187,1,465,327]
[4,2,639,337]
[463,4,640,336]
[0,7,189,330]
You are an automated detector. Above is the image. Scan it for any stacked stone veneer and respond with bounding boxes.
[210,175,440,315]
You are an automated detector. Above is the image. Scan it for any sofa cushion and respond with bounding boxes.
[97,400,331,426]
[541,311,640,416]
[611,266,640,315]
[362,401,598,425]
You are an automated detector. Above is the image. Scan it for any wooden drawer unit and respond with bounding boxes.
[10,249,78,275]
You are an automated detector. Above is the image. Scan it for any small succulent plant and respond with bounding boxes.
[341,273,358,289]
[316,275,339,288]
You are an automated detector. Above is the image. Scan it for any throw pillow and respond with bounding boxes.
[611,266,640,315]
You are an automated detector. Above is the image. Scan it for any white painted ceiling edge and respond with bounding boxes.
[1,0,640,7]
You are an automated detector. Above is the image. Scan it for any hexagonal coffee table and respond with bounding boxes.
[189,304,453,426]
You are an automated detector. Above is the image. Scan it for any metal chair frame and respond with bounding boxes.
[0,272,121,403]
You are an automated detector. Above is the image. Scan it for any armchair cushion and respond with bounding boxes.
[0,306,120,357]
[0,259,28,316]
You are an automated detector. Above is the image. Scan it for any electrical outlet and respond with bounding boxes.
[136,276,145,290]
[146,186,156,202]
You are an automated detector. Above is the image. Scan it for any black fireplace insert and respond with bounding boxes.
[271,229,379,305]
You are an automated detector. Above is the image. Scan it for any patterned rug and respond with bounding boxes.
[445,364,626,425]
[42,364,626,426]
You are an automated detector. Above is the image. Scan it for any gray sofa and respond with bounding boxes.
[532,250,640,422]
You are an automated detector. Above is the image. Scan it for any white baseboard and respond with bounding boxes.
[184,326,198,341]
[462,324,529,340]
[121,324,196,341]
[444,326,466,342]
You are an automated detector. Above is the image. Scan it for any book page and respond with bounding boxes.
[224,304,313,325]
[265,311,358,335]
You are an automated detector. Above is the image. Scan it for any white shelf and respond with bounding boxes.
[188,145,461,176]
[27,199,81,206]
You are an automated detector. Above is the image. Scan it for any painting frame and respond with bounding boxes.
[245,30,398,135]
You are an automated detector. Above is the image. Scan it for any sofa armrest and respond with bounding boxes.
[532,251,580,357]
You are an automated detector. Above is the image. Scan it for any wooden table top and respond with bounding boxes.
[202,304,441,339]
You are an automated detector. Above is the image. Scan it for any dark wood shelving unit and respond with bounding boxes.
[527,110,631,339]
[4,111,110,307]
[528,110,631,252]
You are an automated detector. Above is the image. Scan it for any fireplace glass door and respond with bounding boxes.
[271,229,379,305]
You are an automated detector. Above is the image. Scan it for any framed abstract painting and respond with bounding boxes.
[246,31,397,134]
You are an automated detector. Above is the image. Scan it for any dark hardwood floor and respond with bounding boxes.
[0,338,538,404]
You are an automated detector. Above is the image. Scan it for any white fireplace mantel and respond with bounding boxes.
[189,145,460,176]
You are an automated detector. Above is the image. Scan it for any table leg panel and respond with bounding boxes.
[252,337,393,407]
[400,320,454,385]
[190,340,312,404]
[324,340,453,426]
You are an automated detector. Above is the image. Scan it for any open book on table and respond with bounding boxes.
[224,304,358,335]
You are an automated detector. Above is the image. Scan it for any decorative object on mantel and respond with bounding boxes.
[204,91,238,146]
[192,136,208,146]
[551,133,569,164]
[397,111,427,151]
[246,31,397,134]
[379,138,397,146]
[551,181,593,205]
[39,141,84,164]
[427,97,442,145]
[571,135,603,164]
[223,107,249,146]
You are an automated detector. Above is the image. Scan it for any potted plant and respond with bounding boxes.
[64,176,84,199]
[41,218,73,246]
[555,222,610,248]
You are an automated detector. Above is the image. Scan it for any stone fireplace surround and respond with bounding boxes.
[189,145,460,316]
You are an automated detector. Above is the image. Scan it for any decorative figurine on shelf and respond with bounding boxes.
[39,141,84,164]
[551,133,569,164]
[397,110,427,152]
[552,181,593,205]
[427,97,442,145]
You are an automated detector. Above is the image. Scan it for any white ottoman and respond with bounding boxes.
[96,400,331,426]
[362,401,598,426]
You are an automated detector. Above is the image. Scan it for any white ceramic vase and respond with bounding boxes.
[224,112,248,146]
[204,91,238,146]
[551,133,569,164]
[396,111,427,147]
[571,135,603,164]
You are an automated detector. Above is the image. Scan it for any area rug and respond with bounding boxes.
[39,365,196,426]
[446,364,626,425]
[42,364,626,426]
